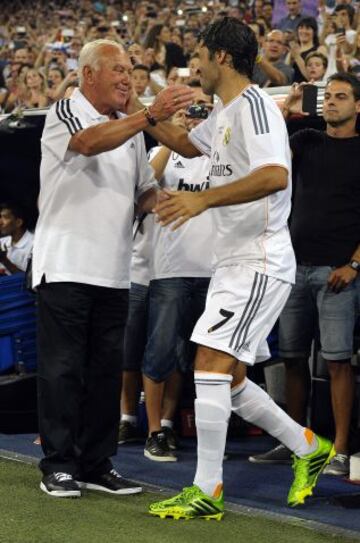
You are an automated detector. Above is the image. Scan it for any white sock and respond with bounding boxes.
[193,371,233,496]
[121,414,137,425]
[231,378,317,457]
[161,419,173,429]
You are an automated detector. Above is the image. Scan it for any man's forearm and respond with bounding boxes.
[258,58,287,86]
[0,256,21,274]
[202,166,288,208]
[150,146,172,181]
[70,110,150,156]
[351,244,360,262]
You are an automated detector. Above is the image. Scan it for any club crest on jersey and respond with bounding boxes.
[223,127,231,146]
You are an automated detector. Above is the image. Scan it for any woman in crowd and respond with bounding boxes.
[143,23,171,67]
[288,17,325,82]
[21,68,48,108]
[46,66,65,102]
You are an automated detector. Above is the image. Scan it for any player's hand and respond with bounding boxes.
[149,85,195,122]
[327,265,357,292]
[153,189,208,230]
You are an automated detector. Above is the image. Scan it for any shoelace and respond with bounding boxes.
[333,453,348,464]
[181,486,202,501]
[109,468,122,479]
[54,472,73,482]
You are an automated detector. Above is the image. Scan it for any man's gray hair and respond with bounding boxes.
[78,39,124,86]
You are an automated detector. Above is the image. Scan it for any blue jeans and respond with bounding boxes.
[279,265,358,361]
[143,277,210,381]
[123,282,149,371]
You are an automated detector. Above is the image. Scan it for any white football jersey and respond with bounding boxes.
[131,213,154,287]
[149,147,214,279]
[189,85,295,284]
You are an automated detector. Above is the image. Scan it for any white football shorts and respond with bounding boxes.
[191,264,292,365]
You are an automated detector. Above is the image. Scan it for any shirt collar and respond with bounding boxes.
[71,88,112,121]
[12,230,32,249]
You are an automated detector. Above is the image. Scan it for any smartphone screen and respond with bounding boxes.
[177,67,190,77]
[302,84,318,115]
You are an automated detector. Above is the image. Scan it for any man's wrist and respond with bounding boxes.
[143,106,157,126]
[348,260,360,273]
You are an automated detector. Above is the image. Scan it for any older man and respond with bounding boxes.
[33,39,192,498]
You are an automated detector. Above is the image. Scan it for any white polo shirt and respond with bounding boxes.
[32,89,157,289]
[0,230,34,273]
[189,85,295,284]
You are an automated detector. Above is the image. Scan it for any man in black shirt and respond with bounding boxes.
[250,73,360,475]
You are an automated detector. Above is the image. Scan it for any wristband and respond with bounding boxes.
[143,107,157,127]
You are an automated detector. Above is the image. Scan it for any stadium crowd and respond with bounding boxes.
[0,0,360,516]
[0,0,360,113]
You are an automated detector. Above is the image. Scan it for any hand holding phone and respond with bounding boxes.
[302,84,318,115]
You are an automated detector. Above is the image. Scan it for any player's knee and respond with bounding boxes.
[195,346,235,374]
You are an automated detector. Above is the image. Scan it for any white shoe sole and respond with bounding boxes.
[78,482,142,494]
[40,482,81,498]
[144,450,177,462]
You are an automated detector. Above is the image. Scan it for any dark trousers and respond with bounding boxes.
[36,281,129,477]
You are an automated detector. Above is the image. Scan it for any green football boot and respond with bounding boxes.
[288,435,336,507]
[149,484,224,520]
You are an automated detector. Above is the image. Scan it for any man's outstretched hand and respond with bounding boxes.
[153,189,208,230]
[149,85,195,122]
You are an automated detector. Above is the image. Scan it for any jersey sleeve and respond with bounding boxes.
[241,89,290,172]
[41,98,88,162]
[188,104,219,157]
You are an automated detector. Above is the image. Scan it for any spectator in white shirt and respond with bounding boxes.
[0,202,33,275]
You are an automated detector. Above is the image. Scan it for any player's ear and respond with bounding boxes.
[215,50,227,65]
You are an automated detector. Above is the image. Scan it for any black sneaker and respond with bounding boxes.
[161,426,179,451]
[40,472,81,498]
[248,444,292,464]
[79,468,142,495]
[144,431,177,462]
[118,420,143,444]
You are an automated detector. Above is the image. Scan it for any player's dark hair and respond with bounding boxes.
[199,17,258,79]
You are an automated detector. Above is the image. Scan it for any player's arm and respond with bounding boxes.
[145,122,201,158]
[155,165,288,230]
